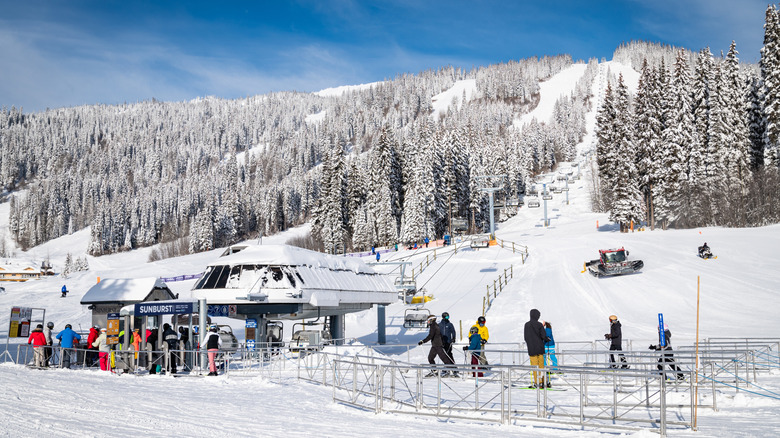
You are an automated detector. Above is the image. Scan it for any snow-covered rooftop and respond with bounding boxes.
[80,277,173,304]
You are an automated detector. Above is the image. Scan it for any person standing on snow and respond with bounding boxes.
[471,316,489,365]
[439,312,456,364]
[86,325,100,367]
[524,309,551,388]
[203,325,222,376]
[605,315,628,368]
[462,326,484,377]
[27,324,47,368]
[418,315,456,376]
[56,324,81,369]
[543,321,558,371]
[649,323,684,380]
[44,321,54,367]
[162,323,179,374]
[92,328,110,371]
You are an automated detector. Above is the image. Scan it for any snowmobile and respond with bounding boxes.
[697,246,716,259]
[584,248,643,277]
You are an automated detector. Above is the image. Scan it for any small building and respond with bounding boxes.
[80,277,176,329]
[0,262,42,282]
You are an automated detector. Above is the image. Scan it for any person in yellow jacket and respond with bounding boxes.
[471,316,489,365]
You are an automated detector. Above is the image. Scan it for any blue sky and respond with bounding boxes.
[0,0,771,112]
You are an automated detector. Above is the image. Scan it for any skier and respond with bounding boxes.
[605,315,629,368]
[543,321,558,371]
[44,321,54,367]
[439,312,456,364]
[162,323,179,374]
[471,316,490,365]
[27,324,47,368]
[203,325,222,376]
[91,328,110,371]
[86,325,100,367]
[649,323,684,380]
[418,315,455,376]
[61,285,68,298]
[55,323,81,369]
[524,309,551,388]
[462,326,484,377]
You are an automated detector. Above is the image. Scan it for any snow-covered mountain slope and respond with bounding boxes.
[2,58,779,437]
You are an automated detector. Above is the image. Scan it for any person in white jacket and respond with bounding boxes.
[203,326,222,376]
[92,328,110,371]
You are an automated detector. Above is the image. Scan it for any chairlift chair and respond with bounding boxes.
[403,307,432,329]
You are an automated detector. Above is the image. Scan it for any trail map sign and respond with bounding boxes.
[9,307,32,338]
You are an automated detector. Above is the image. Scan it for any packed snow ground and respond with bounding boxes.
[2,60,780,437]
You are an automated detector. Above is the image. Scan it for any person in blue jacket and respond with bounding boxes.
[55,324,81,369]
[543,321,558,371]
[462,326,484,377]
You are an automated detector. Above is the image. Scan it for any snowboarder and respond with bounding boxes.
[418,315,455,376]
[524,309,551,388]
[439,312,456,363]
[471,316,489,365]
[61,285,68,298]
[649,323,684,380]
[55,323,81,369]
[543,321,558,371]
[462,326,484,377]
[27,324,47,368]
[605,315,629,368]
[203,325,222,376]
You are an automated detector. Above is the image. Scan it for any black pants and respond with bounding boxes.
[657,351,683,378]
[428,345,454,365]
[609,344,627,367]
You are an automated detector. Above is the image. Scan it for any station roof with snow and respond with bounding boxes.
[80,277,174,304]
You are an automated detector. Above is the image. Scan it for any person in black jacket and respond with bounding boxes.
[524,309,551,388]
[418,315,455,376]
[605,315,629,368]
[147,327,159,374]
[203,325,223,376]
[162,323,178,374]
[649,323,684,380]
[439,312,456,364]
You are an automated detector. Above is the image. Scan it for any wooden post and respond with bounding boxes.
[482,297,485,315]
[511,265,513,278]
[486,285,490,295]
[512,242,515,253]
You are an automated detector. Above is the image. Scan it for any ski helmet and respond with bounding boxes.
[209,325,218,333]
[477,316,486,324]
[442,312,450,319]
[609,315,618,322]
[426,315,437,324]
[65,324,72,329]
[469,326,479,334]
[47,322,54,328]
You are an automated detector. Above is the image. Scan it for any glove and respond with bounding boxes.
[481,340,487,345]
[418,341,423,346]
[648,344,656,350]
[462,346,468,351]
[604,334,611,340]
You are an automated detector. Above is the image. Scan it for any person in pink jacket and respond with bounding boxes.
[27,324,48,367]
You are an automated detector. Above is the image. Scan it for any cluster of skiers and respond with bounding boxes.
[418,310,684,386]
[26,321,224,376]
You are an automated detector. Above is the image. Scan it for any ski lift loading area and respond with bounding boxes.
[190,244,397,348]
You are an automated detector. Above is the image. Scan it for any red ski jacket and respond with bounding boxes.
[28,330,47,347]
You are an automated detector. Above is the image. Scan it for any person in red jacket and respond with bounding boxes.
[86,325,100,367]
[27,324,47,367]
